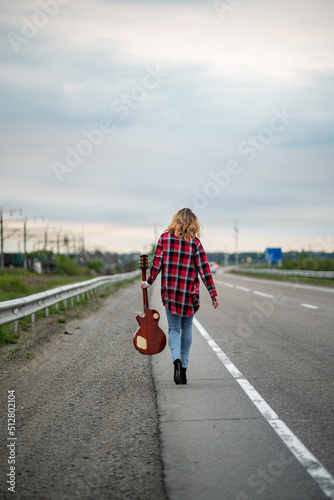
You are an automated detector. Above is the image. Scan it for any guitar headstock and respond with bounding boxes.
[139,254,148,271]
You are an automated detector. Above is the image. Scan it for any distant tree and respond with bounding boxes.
[55,254,85,276]
[88,260,103,273]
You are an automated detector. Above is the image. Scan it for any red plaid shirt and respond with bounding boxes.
[147,232,217,316]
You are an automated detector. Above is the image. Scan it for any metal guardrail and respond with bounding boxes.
[235,267,334,278]
[0,271,140,331]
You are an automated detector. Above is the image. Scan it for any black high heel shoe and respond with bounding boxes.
[180,367,187,385]
[173,359,182,385]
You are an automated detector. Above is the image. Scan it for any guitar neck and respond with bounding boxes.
[142,266,149,310]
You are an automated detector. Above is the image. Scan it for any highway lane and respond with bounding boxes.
[219,270,334,310]
[199,270,334,477]
[151,271,334,499]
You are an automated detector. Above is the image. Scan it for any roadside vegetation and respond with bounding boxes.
[0,254,139,347]
[0,273,138,348]
[230,270,334,287]
[0,269,93,302]
[0,254,138,302]
[280,252,334,271]
[231,252,334,287]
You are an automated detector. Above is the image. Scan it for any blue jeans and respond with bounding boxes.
[165,308,194,368]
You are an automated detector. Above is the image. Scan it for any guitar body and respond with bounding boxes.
[133,308,167,355]
[133,254,166,355]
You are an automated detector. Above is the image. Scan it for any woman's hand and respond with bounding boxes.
[141,281,149,289]
[212,296,219,309]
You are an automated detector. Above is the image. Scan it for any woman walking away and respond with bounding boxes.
[141,208,219,385]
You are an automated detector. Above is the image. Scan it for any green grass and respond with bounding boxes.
[0,269,96,302]
[4,345,35,360]
[0,325,19,345]
[231,269,334,287]
[0,274,139,347]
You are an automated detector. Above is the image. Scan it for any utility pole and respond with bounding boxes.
[44,227,48,257]
[64,234,69,255]
[23,215,44,268]
[23,218,27,269]
[72,233,76,255]
[0,208,23,269]
[0,210,3,269]
[224,244,229,267]
[81,227,85,254]
[234,222,239,266]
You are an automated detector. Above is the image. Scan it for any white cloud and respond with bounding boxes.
[1,0,333,252]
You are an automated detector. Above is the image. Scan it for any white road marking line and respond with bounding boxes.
[215,280,223,285]
[193,317,334,500]
[223,283,235,288]
[236,286,250,292]
[301,303,318,310]
[253,291,274,299]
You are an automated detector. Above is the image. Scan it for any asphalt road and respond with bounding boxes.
[150,270,334,500]
[0,283,165,500]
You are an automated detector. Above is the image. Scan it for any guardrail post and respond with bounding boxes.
[0,270,141,330]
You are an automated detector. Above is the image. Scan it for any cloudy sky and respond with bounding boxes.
[1,0,334,254]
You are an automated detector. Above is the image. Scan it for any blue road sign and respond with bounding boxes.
[264,247,283,264]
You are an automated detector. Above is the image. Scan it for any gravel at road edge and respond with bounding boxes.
[0,281,166,500]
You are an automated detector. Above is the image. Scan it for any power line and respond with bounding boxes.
[0,208,23,269]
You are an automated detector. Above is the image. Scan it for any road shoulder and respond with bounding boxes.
[0,281,166,500]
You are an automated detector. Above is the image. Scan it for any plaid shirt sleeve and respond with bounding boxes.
[194,239,217,299]
[146,236,163,285]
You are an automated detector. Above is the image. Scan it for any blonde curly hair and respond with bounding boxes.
[167,208,201,241]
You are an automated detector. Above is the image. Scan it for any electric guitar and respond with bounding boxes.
[133,254,166,355]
